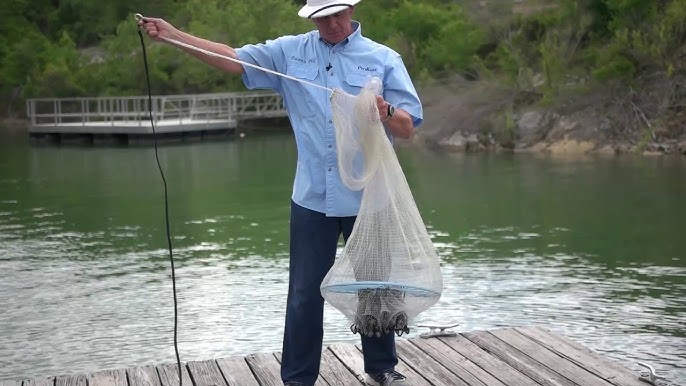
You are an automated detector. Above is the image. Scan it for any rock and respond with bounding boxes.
[653,126,672,141]
[644,142,674,153]
[515,110,557,148]
[614,143,634,154]
[547,140,595,155]
[547,106,611,145]
[546,115,581,142]
[678,141,686,155]
[596,145,617,155]
[439,131,481,152]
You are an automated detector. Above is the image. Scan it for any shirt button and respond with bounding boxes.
[328,168,332,171]
[330,72,334,76]
[328,145,332,148]
[329,120,332,124]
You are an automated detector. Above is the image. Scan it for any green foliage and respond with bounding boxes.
[591,51,635,82]
[356,1,484,78]
[583,0,685,83]
[501,103,516,144]
[184,0,307,46]
[1,0,685,119]
[424,10,484,73]
[24,32,86,97]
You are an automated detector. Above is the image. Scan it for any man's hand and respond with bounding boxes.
[374,95,413,139]
[138,17,177,42]
[135,16,244,74]
[375,95,391,122]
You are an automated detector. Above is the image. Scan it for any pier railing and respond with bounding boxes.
[25,92,287,129]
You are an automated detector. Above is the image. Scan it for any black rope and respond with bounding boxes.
[136,26,183,386]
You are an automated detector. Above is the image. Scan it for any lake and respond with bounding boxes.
[0,125,684,383]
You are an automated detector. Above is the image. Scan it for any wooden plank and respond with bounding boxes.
[55,374,87,386]
[331,341,432,385]
[516,326,646,386]
[488,328,614,386]
[438,334,535,386]
[395,339,469,386]
[186,360,226,386]
[88,369,128,386]
[127,366,162,386]
[319,349,364,386]
[157,363,193,386]
[215,357,259,386]
[22,378,54,386]
[329,344,366,382]
[273,352,328,386]
[12,328,650,386]
[411,337,504,386]
[495,328,625,386]
[0,380,23,386]
[356,344,433,386]
[244,353,283,386]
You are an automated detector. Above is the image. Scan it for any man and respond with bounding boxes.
[139,1,422,385]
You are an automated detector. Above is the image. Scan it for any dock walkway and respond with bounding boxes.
[2,326,647,386]
[25,92,287,143]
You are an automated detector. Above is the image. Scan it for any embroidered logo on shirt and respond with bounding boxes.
[357,65,378,72]
[290,55,317,64]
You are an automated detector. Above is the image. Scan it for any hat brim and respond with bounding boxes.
[298,1,360,19]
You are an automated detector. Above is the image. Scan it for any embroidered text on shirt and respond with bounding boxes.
[357,65,378,72]
[290,56,317,64]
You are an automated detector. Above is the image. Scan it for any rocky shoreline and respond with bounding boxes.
[415,82,686,157]
[430,109,686,157]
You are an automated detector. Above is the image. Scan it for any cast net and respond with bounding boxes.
[321,79,443,337]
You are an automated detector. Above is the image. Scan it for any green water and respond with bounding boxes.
[0,126,684,383]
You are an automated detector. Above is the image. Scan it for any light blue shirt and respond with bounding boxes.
[235,22,423,217]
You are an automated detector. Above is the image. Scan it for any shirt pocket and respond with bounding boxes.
[286,64,320,118]
[344,72,383,94]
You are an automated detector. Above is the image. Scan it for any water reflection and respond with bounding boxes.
[423,224,686,382]
[0,130,684,383]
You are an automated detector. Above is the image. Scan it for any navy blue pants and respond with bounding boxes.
[281,201,397,385]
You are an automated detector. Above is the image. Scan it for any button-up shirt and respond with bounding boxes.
[235,22,422,217]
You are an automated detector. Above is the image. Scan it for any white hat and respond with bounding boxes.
[298,0,361,19]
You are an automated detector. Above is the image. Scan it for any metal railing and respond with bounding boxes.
[25,92,286,128]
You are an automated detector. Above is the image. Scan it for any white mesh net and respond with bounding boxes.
[321,79,443,337]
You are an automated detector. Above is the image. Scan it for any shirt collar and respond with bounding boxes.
[318,21,361,48]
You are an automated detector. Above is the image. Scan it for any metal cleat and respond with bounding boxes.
[638,362,666,385]
[417,323,459,339]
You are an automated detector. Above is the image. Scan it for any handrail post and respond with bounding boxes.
[27,99,35,127]
[152,98,157,133]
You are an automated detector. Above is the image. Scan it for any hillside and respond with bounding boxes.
[1,0,685,155]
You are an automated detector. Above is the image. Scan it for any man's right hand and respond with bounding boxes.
[138,17,177,42]
[135,15,245,75]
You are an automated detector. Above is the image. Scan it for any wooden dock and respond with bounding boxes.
[25,92,287,144]
[1,326,648,386]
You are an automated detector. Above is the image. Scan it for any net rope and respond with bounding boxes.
[322,79,443,337]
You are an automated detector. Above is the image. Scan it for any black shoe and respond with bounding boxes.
[365,370,409,385]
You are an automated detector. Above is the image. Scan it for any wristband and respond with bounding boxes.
[384,103,395,122]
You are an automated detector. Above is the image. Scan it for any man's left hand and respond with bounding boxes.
[375,96,391,122]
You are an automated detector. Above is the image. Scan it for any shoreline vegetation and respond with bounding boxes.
[1,0,684,156]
